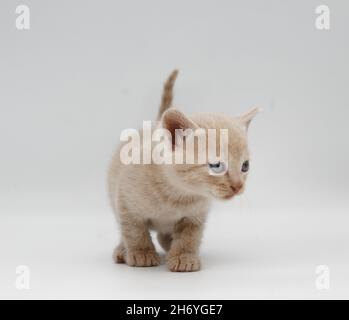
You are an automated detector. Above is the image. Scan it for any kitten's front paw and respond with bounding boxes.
[167,253,201,272]
[126,249,160,267]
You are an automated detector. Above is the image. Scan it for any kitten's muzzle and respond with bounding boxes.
[230,183,243,195]
[221,183,243,200]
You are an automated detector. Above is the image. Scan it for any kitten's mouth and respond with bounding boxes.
[222,193,235,200]
[212,188,243,200]
[221,189,244,199]
[214,191,236,200]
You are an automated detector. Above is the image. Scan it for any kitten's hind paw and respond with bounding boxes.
[126,249,160,267]
[166,253,201,272]
[113,243,126,264]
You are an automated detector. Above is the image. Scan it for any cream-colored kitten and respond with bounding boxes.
[108,70,259,272]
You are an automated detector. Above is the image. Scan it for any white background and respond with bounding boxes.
[0,0,348,299]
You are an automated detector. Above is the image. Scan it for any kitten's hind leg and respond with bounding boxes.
[120,212,160,267]
[157,233,173,252]
[113,242,126,264]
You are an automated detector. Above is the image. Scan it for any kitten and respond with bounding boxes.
[108,70,259,272]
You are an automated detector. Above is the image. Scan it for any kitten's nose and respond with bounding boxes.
[230,183,243,194]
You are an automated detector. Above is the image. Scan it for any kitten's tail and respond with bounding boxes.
[157,69,179,120]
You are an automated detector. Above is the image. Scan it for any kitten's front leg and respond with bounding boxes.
[119,212,160,267]
[166,217,204,272]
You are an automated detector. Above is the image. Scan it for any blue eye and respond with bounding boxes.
[241,160,249,172]
[208,161,226,174]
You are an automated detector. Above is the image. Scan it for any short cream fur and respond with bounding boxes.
[108,70,259,272]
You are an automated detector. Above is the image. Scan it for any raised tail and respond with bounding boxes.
[157,69,179,120]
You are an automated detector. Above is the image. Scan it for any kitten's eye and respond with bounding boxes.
[241,160,249,173]
[208,161,226,174]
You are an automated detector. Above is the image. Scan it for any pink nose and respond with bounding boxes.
[230,183,243,193]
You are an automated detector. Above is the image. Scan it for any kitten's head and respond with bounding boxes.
[161,108,260,200]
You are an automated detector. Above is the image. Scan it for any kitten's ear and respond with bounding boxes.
[161,108,198,147]
[239,107,261,129]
